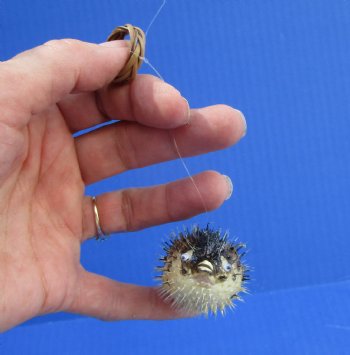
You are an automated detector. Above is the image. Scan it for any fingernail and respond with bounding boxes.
[183,97,191,124]
[235,109,247,137]
[223,175,233,200]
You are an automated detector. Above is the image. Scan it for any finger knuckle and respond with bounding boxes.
[43,39,82,53]
[164,183,176,222]
[113,123,138,170]
[121,190,135,231]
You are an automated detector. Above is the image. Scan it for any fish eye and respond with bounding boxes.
[224,264,232,272]
[221,258,232,272]
[180,250,193,262]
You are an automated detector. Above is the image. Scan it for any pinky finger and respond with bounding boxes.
[67,270,189,320]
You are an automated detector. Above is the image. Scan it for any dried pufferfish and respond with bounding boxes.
[157,226,249,315]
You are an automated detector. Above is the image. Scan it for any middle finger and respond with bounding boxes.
[75,104,245,185]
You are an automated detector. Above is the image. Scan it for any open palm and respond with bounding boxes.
[0,39,245,331]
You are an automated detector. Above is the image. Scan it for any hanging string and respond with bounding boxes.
[145,0,167,36]
[171,134,208,213]
[106,0,208,214]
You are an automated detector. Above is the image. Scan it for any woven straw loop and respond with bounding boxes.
[107,24,145,85]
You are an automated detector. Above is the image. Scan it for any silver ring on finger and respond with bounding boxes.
[91,196,109,240]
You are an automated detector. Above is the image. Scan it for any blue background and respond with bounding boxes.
[1,0,350,354]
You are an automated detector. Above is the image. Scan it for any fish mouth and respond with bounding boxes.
[197,260,214,274]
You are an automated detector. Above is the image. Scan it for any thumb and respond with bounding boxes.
[0,39,130,128]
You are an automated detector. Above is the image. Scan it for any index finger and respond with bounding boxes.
[58,73,191,132]
[0,39,129,129]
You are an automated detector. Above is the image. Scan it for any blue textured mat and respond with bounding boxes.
[3,282,350,355]
[1,0,350,354]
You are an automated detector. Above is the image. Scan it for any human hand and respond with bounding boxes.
[0,39,246,331]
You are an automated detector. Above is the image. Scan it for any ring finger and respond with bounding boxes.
[81,171,232,241]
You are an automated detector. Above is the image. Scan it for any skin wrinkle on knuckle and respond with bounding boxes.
[93,90,111,122]
[164,183,176,223]
[66,277,83,315]
[55,277,76,314]
[128,79,138,121]
[113,123,137,171]
[120,189,134,232]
